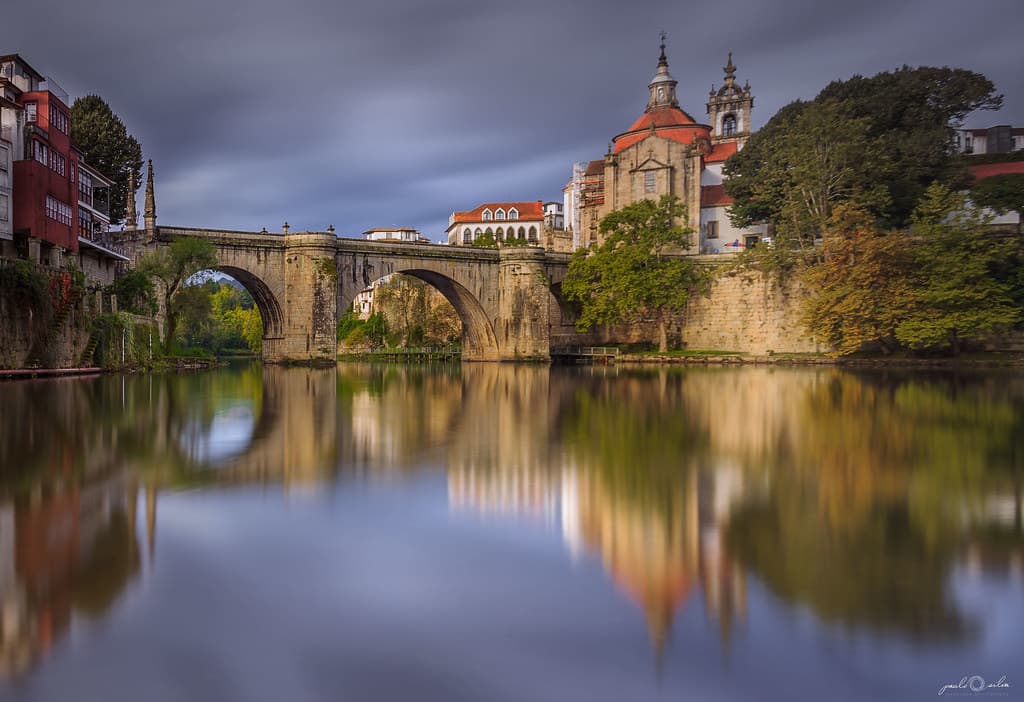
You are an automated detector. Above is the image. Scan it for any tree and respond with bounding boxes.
[725,66,1002,236]
[471,231,497,248]
[896,183,1020,354]
[138,238,218,353]
[364,312,389,348]
[802,203,915,355]
[70,95,144,225]
[109,269,156,316]
[562,195,706,352]
[970,173,1024,233]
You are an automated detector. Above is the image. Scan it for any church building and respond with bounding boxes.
[565,42,767,254]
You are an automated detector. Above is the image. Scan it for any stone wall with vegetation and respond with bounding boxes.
[680,268,819,354]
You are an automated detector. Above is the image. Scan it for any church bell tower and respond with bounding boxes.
[706,53,753,145]
[646,34,679,112]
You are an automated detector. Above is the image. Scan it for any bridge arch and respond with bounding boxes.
[213,265,285,341]
[341,268,500,361]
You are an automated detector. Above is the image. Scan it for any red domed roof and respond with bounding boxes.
[612,106,712,154]
[626,106,698,131]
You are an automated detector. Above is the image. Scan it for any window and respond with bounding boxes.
[485,227,493,236]
[644,170,655,193]
[706,220,719,239]
[49,104,69,133]
[723,114,737,137]
[45,195,72,226]
[33,140,47,165]
[528,226,537,242]
[463,228,472,244]
[0,194,8,221]
[964,135,973,154]
[509,208,518,220]
[79,170,93,206]
[25,102,37,122]
[482,209,492,221]
[518,226,525,238]
[474,227,482,239]
[495,208,505,220]
[496,227,504,241]
[49,150,66,177]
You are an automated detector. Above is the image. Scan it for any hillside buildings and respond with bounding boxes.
[0,54,127,285]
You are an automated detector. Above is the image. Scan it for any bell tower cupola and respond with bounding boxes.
[706,52,754,145]
[647,33,679,112]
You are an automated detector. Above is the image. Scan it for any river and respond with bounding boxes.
[0,363,1020,701]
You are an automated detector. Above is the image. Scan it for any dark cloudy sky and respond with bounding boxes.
[2,0,1021,241]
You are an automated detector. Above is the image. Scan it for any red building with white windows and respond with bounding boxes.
[0,54,122,275]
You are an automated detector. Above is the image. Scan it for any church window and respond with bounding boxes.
[528,226,537,242]
[509,208,518,220]
[723,114,737,137]
[644,171,656,193]
[706,220,719,239]
[495,208,505,220]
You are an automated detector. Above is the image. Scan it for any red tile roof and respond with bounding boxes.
[449,201,545,226]
[968,162,1024,180]
[701,185,733,207]
[612,107,712,155]
[704,141,738,163]
[585,160,605,176]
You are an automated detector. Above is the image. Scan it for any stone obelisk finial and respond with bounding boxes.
[125,168,138,229]
[144,159,156,242]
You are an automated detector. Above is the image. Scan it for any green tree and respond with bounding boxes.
[563,195,705,352]
[174,284,213,350]
[138,238,218,353]
[803,203,915,355]
[109,269,156,316]
[70,95,144,225]
[896,183,1020,353]
[364,312,389,348]
[725,66,1002,236]
[471,231,497,248]
[970,173,1024,233]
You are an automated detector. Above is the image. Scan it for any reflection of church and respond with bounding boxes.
[565,41,766,253]
[448,460,748,656]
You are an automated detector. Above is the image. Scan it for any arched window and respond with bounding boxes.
[475,227,483,240]
[485,227,493,236]
[463,228,472,244]
[723,114,737,137]
[495,208,505,220]
[482,209,492,221]
[528,226,538,242]
[496,227,504,241]
[518,226,526,238]
[509,208,519,221]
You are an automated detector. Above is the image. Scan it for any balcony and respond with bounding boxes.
[78,229,129,261]
[39,77,68,104]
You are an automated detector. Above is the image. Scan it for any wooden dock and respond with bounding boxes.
[550,346,621,364]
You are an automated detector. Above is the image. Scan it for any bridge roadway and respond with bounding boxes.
[151,226,577,362]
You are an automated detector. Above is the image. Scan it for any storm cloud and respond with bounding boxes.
[2,0,1021,239]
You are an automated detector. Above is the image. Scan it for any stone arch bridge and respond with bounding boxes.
[151,227,580,362]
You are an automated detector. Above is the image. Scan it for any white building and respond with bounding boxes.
[446,201,545,246]
[363,227,430,244]
[955,125,1024,155]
